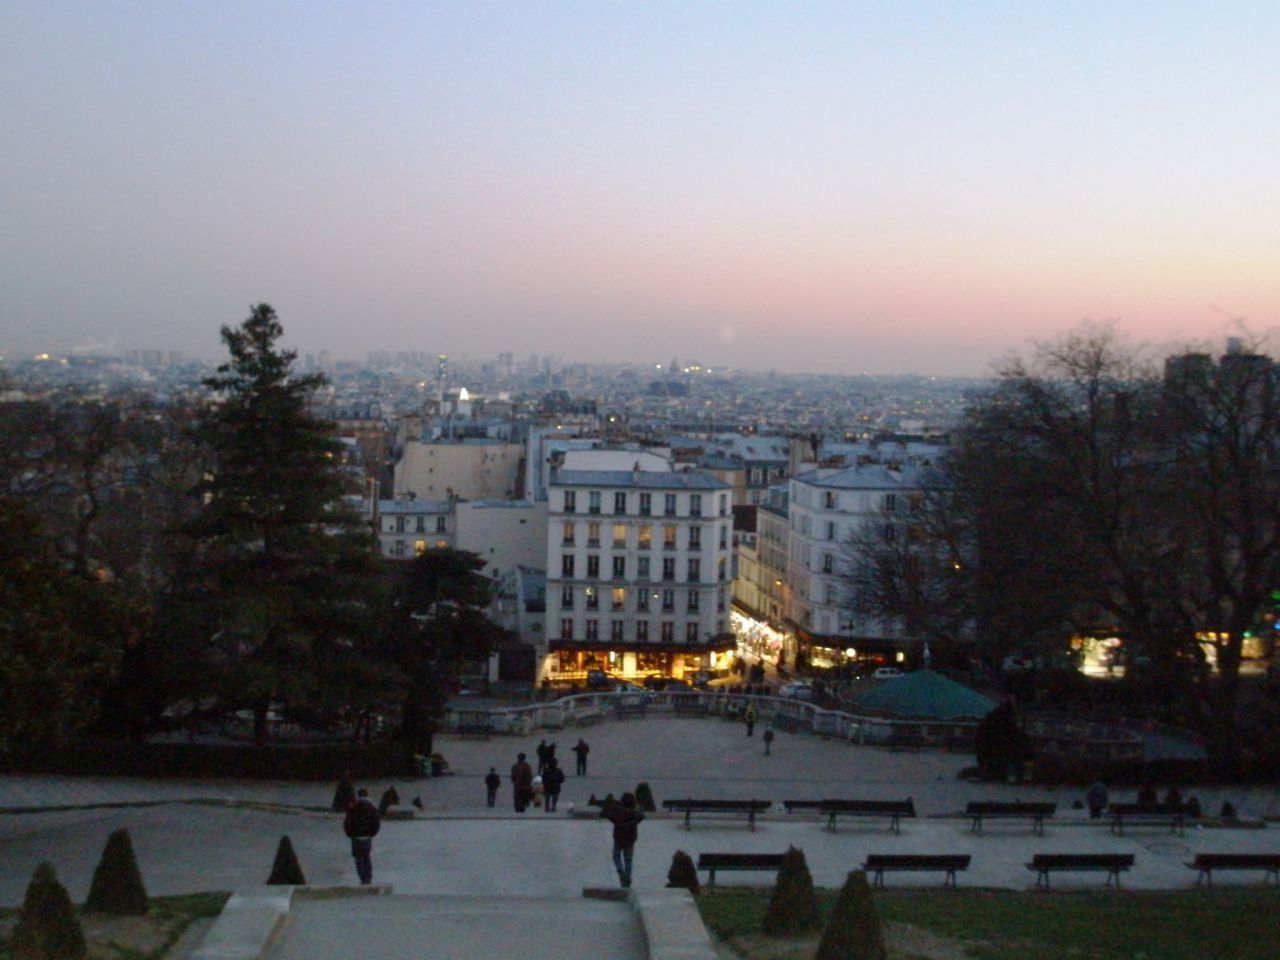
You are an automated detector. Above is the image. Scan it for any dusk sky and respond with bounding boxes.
[3,2,1278,375]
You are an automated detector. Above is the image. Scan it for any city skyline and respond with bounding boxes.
[3,2,1278,376]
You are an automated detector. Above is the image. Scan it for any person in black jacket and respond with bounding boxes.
[573,738,590,775]
[484,767,501,807]
[601,792,644,887]
[542,758,565,812]
[342,788,381,884]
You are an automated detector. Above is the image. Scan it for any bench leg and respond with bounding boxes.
[971,818,982,835]
[1033,817,1044,837]
[684,809,691,829]
[1036,870,1050,890]
[826,813,837,831]
[872,870,884,889]
[748,810,755,832]
[943,869,956,888]
[890,814,900,835]
[1196,869,1211,888]
[1107,869,1121,888]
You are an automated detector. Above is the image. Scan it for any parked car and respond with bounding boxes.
[778,681,816,700]
[872,667,904,679]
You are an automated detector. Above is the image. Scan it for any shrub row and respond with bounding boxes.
[3,739,417,781]
[1029,753,1280,786]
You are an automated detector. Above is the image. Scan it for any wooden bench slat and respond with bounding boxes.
[1108,802,1196,837]
[783,798,916,834]
[695,852,786,886]
[663,799,772,831]
[1027,853,1134,889]
[862,854,970,888]
[966,802,1057,836]
[1186,853,1280,887]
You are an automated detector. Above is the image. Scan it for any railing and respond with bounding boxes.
[443,691,1157,761]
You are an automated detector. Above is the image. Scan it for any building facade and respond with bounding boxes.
[542,468,735,683]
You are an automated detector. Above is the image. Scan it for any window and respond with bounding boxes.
[585,619,599,640]
[824,583,836,604]
[824,491,837,509]
[638,524,652,548]
[690,493,702,517]
[435,539,448,549]
[563,490,576,513]
[686,623,699,643]
[612,524,627,547]
[561,585,574,609]
[822,553,834,574]
[688,525,702,550]
[719,526,728,549]
[414,540,426,557]
[636,620,649,642]
[826,521,836,541]
[661,621,674,642]
[561,554,575,577]
[687,589,700,612]
[664,493,677,516]
[663,525,677,550]
[883,523,897,542]
[662,557,676,581]
[611,587,626,610]
[750,468,762,485]
[885,493,897,513]
[560,619,573,640]
[637,556,650,579]
[586,555,599,578]
[614,491,627,514]
[585,588,598,610]
[661,589,675,612]
[588,491,602,514]
[587,522,601,546]
[393,540,406,556]
[717,587,726,612]
[639,492,651,516]
[436,516,447,533]
[637,590,651,611]
[611,620,625,641]
[562,521,575,545]
[718,558,727,581]
[612,556,626,579]
[719,493,728,516]
[396,516,407,533]
[416,516,426,533]
[687,558,701,582]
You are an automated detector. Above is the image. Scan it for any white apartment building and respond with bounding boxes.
[788,462,929,665]
[373,498,547,577]
[375,499,454,558]
[394,439,523,501]
[543,468,735,683]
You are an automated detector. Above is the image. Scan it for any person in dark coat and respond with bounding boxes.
[484,767,501,808]
[1085,780,1108,819]
[762,724,775,756]
[1137,783,1158,805]
[601,792,645,887]
[511,753,534,812]
[342,787,381,884]
[535,739,550,776]
[573,738,590,775]
[542,758,565,812]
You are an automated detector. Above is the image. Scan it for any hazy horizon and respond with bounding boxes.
[3,3,1278,377]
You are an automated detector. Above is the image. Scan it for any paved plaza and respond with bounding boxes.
[3,715,1279,958]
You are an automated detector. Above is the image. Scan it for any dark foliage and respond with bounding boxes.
[814,870,886,960]
[762,846,819,936]
[10,862,86,960]
[378,786,400,815]
[332,776,357,811]
[634,782,656,812]
[267,835,307,885]
[85,828,148,915]
[665,850,700,895]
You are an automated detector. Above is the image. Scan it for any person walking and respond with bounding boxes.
[573,738,590,776]
[744,702,758,737]
[536,739,551,777]
[542,758,565,812]
[484,767,501,808]
[1085,780,1108,819]
[763,724,774,756]
[511,752,534,813]
[601,792,645,888]
[342,787,381,884]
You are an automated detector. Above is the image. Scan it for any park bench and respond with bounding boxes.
[695,852,786,886]
[1186,853,1280,887]
[783,798,916,834]
[664,798,772,831]
[671,696,711,716]
[455,720,494,739]
[966,801,1057,836]
[1026,853,1134,889]
[1108,802,1195,836]
[613,699,648,719]
[862,854,971,888]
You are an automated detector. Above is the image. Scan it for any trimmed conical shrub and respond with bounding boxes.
[815,870,886,960]
[665,850,700,895]
[266,835,307,885]
[85,828,148,915]
[331,776,356,812]
[762,846,819,935]
[378,786,400,816]
[634,782,656,812]
[11,862,86,960]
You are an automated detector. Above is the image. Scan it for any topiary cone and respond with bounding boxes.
[85,828,148,915]
[11,862,87,960]
[762,846,819,935]
[815,870,886,960]
[665,850,700,895]
[634,782,656,812]
[332,776,356,812]
[266,835,307,885]
[378,786,400,816]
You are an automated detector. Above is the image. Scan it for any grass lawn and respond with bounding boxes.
[0,891,230,960]
[697,886,1280,960]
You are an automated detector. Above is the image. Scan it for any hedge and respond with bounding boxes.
[2,740,417,781]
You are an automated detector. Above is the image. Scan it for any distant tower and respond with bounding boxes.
[437,353,449,382]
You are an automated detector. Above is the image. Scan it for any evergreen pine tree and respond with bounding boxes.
[634,782,656,812]
[10,862,86,960]
[665,850,700,895]
[762,846,819,936]
[378,786,400,816]
[266,835,307,885]
[815,870,886,960]
[84,828,148,915]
